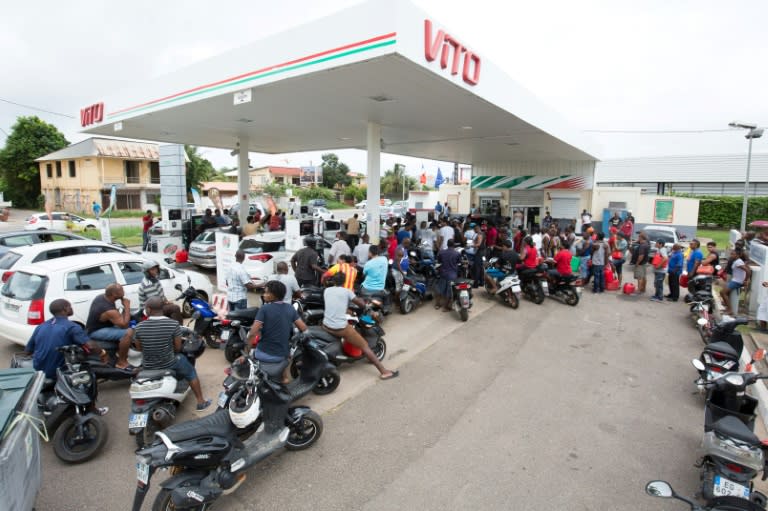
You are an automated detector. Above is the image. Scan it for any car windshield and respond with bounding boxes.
[239,239,284,254]
[0,252,21,270]
[645,230,675,244]
[2,272,47,300]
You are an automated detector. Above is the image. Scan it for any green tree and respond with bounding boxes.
[0,116,68,208]
[321,153,351,189]
[380,164,417,198]
[184,145,216,190]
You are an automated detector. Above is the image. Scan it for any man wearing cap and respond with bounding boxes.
[650,239,669,302]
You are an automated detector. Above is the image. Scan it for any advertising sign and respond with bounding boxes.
[99,218,112,244]
[215,232,239,292]
[300,166,322,186]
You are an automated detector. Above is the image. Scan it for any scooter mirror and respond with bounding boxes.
[696,317,708,326]
[645,480,674,498]
[691,358,706,371]
[715,265,722,271]
[409,251,417,258]
[754,348,766,362]
[174,284,183,291]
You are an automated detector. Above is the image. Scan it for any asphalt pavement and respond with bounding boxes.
[0,281,734,510]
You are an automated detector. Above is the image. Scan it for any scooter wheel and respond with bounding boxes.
[503,289,519,309]
[153,483,209,511]
[372,336,387,361]
[563,288,580,306]
[400,297,415,315]
[459,308,469,321]
[312,368,341,395]
[533,287,545,305]
[225,337,243,363]
[286,410,323,451]
[53,415,108,464]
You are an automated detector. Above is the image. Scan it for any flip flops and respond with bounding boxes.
[195,399,212,411]
[380,370,399,381]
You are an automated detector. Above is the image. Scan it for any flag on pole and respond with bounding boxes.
[434,168,444,190]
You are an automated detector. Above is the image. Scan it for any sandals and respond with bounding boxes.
[195,399,212,412]
[380,370,399,381]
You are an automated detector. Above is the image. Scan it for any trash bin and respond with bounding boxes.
[0,368,45,511]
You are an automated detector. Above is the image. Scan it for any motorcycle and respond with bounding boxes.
[691,297,723,344]
[218,308,260,363]
[542,264,581,306]
[131,357,322,511]
[693,317,764,391]
[483,258,521,309]
[645,480,765,510]
[449,278,474,322]
[218,332,341,416]
[301,303,387,367]
[128,330,206,448]
[177,284,223,349]
[518,266,547,305]
[13,345,109,463]
[688,364,768,508]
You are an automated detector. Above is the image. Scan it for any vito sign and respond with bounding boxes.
[80,102,104,127]
[424,19,481,86]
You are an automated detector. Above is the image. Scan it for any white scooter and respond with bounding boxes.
[128,330,205,447]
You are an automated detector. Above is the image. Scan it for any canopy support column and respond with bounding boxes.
[237,138,250,224]
[366,122,381,244]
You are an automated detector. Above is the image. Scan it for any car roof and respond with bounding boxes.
[644,225,676,231]
[6,239,130,256]
[14,252,149,275]
[241,231,286,242]
[0,229,85,238]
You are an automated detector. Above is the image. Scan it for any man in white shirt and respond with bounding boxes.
[581,209,592,235]
[531,227,543,255]
[437,219,455,251]
[328,231,351,265]
[226,250,256,311]
[353,234,372,265]
[265,261,300,302]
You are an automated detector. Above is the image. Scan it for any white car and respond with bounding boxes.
[0,239,132,284]
[0,252,213,346]
[239,232,294,283]
[312,207,334,221]
[355,200,367,209]
[25,212,99,231]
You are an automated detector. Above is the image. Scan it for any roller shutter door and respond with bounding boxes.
[506,191,543,206]
[550,198,580,220]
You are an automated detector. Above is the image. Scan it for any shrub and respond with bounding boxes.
[674,193,768,227]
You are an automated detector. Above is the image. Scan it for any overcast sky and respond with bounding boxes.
[2,0,767,178]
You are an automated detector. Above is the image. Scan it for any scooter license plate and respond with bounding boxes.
[136,461,150,485]
[401,284,410,292]
[129,412,148,429]
[541,281,548,290]
[512,285,521,293]
[217,391,229,409]
[220,329,231,341]
[575,286,583,295]
[713,475,750,498]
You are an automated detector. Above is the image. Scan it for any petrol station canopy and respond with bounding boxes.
[80,0,599,239]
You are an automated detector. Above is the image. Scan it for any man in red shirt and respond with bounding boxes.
[142,210,153,251]
[548,242,573,281]
[620,216,634,241]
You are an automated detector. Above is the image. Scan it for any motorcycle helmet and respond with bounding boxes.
[228,386,261,429]
[141,260,160,276]
[230,356,256,382]
[181,332,206,359]
[622,282,636,295]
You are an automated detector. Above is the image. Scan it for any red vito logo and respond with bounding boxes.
[80,103,104,127]
[424,19,481,86]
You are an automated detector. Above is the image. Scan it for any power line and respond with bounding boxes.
[0,98,75,119]
[583,128,735,134]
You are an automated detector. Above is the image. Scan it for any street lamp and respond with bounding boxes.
[729,121,764,232]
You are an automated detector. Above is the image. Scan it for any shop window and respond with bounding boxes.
[68,160,76,178]
[55,161,62,177]
[150,161,160,184]
[125,161,140,184]
[46,164,52,178]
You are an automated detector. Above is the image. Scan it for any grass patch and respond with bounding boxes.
[81,226,143,246]
[696,229,731,248]
[327,200,353,209]
[102,210,149,218]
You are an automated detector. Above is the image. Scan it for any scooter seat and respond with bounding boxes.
[306,325,341,344]
[135,369,176,382]
[161,409,237,442]
[558,275,578,283]
[227,307,259,322]
[42,378,56,391]
[712,415,760,444]
[704,341,740,359]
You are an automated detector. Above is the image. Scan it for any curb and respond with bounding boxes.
[744,330,768,433]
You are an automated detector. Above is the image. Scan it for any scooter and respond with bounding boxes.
[218,307,260,363]
[13,345,109,463]
[448,277,474,322]
[518,266,547,304]
[131,357,322,511]
[218,331,341,415]
[689,364,768,508]
[693,317,763,391]
[542,264,581,306]
[484,258,521,309]
[178,284,224,349]
[128,330,206,448]
[645,480,765,510]
[301,304,387,367]
[399,269,433,314]
[691,297,723,344]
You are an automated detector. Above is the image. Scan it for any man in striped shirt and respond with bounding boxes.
[138,261,182,322]
[321,254,358,290]
[133,297,211,411]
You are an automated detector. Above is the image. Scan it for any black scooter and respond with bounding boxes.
[645,480,766,510]
[15,345,110,463]
[131,358,322,511]
[518,266,547,304]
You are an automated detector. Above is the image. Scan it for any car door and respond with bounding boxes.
[51,213,68,230]
[64,263,119,322]
[114,260,145,312]
[156,266,180,301]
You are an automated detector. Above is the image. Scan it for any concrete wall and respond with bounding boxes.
[438,184,471,214]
